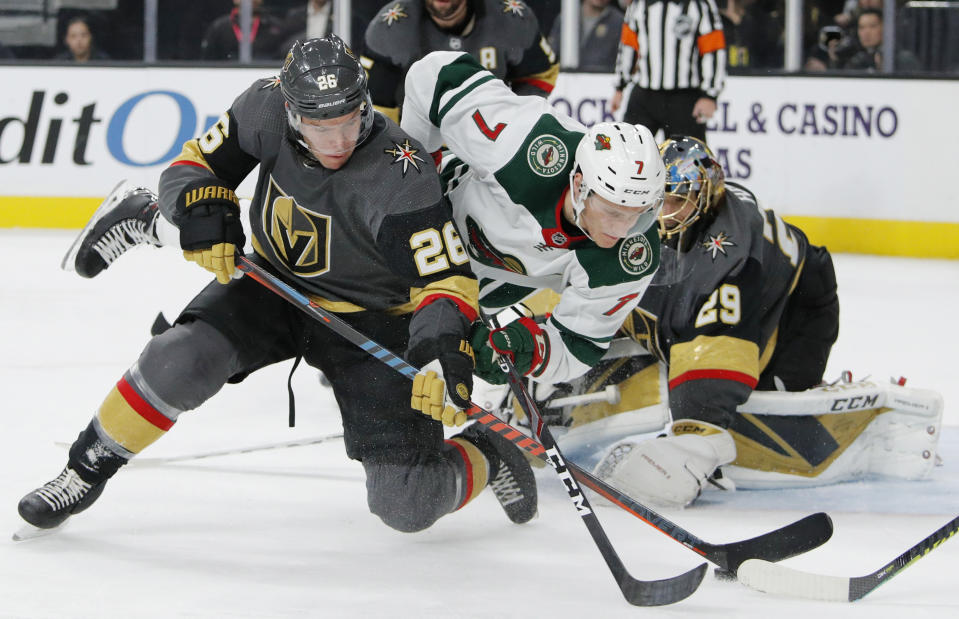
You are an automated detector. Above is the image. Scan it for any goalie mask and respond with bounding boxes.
[658,136,725,242]
[568,123,665,241]
[280,35,374,161]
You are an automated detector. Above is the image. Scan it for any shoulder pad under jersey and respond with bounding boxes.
[702,184,767,263]
[364,0,424,66]
[344,115,444,217]
[231,76,287,139]
[477,0,541,36]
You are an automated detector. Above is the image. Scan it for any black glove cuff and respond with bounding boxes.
[173,179,244,250]
[406,335,474,370]
[438,350,474,410]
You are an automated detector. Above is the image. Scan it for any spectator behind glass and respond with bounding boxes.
[277,0,368,54]
[844,8,921,71]
[201,0,287,61]
[835,0,881,30]
[57,16,110,62]
[549,0,623,72]
[719,0,781,69]
[804,0,846,51]
[805,24,853,70]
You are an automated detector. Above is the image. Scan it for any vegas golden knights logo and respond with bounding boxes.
[262,177,331,277]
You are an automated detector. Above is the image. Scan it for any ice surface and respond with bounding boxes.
[1,230,957,618]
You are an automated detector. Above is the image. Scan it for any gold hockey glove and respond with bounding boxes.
[173,179,245,284]
[409,338,474,427]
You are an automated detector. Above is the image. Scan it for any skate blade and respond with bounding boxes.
[12,521,67,542]
[60,179,128,272]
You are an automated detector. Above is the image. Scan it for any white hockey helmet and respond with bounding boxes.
[569,122,665,237]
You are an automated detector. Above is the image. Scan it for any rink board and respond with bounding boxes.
[1,66,958,257]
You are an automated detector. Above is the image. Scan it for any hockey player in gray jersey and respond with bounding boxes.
[361,0,559,121]
[63,50,660,390]
[18,35,538,539]
[401,51,665,386]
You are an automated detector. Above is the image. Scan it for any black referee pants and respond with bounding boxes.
[623,87,708,143]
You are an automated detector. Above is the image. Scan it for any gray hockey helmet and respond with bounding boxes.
[280,36,374,152]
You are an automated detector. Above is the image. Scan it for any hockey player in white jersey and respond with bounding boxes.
[401,51,665,386]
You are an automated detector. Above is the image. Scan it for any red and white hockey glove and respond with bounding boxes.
[471,317,549,384]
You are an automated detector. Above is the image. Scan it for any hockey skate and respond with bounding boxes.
[61,181,161,278]
[15,466,108,539]
[458,423,538,524]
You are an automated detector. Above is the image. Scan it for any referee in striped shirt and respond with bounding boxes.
[612,0,726,143]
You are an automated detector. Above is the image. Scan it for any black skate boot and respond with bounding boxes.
[17,420,128,535]
[17,467,108,530]
[458,423,538,524]
[61,181,161,278]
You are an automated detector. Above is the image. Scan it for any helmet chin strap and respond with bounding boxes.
[569,167,597,241]
[284,105,317,161]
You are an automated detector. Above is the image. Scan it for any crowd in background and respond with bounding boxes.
[0,0,955,74]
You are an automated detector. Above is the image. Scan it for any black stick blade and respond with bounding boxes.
[620,563,708,606]
[705,512,834,573]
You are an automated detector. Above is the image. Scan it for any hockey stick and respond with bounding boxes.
[236,257,702,605]
[737,514,959,602]
[54,433,344,466]
[548,385,620,408]
[235,257,832,571]
[128,433,344,466]
[480,311,708,606]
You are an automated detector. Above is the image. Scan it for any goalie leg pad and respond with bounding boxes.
[724,382,943,489]
[593,420,736,509]
[863,400,941,480]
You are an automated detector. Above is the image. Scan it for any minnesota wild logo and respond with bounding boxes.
[618,234,654,275]
[595,134,611,150]
[464,216,526,274]
[527,134,568,177]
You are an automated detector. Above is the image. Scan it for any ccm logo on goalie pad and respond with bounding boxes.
[829,394,880,412]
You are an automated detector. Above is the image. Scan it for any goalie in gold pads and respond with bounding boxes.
[504,138,941,507]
